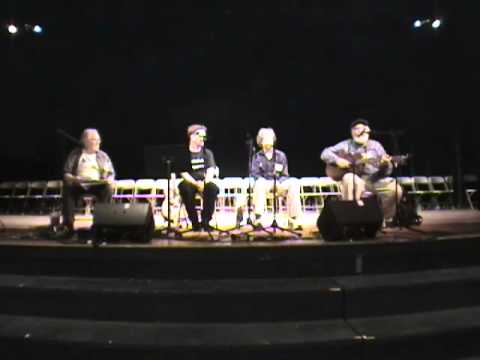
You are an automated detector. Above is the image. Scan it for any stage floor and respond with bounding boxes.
[1,209,480,247]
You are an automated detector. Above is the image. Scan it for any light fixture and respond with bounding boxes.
[7,24,18,34]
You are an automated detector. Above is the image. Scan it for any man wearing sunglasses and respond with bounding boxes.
[178,124,219,232]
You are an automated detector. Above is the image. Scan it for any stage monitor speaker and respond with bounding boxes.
[93,203,154,243]
[317,197,383,242]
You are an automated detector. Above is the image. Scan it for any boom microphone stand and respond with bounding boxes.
[158,157,179,238]
[231,135,260,241]
[260,146,301,240]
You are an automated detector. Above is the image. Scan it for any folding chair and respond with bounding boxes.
[464,174,479,209]
[429,176,454,209]
[113,179,136,203]
[11,181,30,214]
[134,179,156,205]
[219,177,247,211]
[26,181,47,214]
[413,176,438,209]
[0,182,15,214]
[44,180,63,214]
[299,177,324,212]
[318,177,342,204]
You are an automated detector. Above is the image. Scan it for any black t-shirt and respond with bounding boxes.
[179,148,216,180]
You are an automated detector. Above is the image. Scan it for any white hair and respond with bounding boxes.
[256,127,276,147]
[81,128,100,140]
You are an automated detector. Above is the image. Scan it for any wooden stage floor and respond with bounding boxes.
[1,209,480,247]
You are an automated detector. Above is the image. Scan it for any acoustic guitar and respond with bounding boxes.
[160,178,186,227]
[325,150,409,181]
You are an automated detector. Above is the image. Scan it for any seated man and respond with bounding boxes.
[177,124,219,232]
[61,128,115,236]
[251,127,302,230]
[320,118,402,222]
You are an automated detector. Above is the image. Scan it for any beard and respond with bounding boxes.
[353,134,369,145]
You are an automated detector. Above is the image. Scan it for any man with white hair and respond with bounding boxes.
[61,128,115,236]
[250,127,302,230]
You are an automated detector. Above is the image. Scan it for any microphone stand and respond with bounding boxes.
[349,140,357,205]
[158,157,179,239]
[261,145,301,240]
[231,135,259,241]
[374,130,409,229]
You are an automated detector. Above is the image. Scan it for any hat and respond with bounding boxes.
[350,118,370,129]
[187,124,207,138]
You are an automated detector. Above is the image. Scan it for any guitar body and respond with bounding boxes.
[325,150,409,181]
[161,196,186,228]
[325,164,349,181]
[325,150,366,181]
[160,180,186,228]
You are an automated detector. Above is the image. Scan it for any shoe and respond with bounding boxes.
[202,221,215,232]
[288,218,303,231]
[251,214,263,229]
[192,223,202,232]
[53,228,78,243]
[203,224,215,232]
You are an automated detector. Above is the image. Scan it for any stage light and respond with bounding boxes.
[33,25,43,34]
[413,20,423,28]
[432,19,442,29]
[7,24,18,34]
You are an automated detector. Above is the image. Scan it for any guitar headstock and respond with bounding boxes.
[391,154,411,166]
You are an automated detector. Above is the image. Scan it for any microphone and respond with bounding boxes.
[370,130,405,136]
[359,127,371,136]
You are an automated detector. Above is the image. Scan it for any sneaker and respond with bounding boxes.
[288,218,303,231]
[192,223,202,232]
[202,223,215,232]
[251,214,263,228]
[51,225,75,241]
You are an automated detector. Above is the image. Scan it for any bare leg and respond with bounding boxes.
[342,173,366,206]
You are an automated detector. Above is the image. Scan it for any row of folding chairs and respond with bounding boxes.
[114,177,343,213]
[397,176,454,209]
[0,175,465,215]
[0,180,63,214]
[0,177,343,215]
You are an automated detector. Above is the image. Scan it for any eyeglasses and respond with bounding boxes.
[194,131,207,138]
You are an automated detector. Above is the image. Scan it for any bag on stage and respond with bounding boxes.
[392,195,422,227]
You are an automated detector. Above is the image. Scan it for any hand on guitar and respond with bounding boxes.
[380,154,392,165]
[336,158,351,169]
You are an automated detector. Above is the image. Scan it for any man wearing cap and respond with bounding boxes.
[178,124,219,231]
[321,119,402,221]
[250,127,303,230]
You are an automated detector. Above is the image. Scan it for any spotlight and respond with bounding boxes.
[33,25,43,34]
[413,20,423,28]
[432,19,442,29]
[7,24,18,34]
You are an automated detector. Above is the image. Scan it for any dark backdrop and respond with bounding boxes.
[1,1,478,180]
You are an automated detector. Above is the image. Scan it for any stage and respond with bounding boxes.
[1,209,480,359]
[1,209,480,247]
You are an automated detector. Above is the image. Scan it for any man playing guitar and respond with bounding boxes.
[321,119,403,222]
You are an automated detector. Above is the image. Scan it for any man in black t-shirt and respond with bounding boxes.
[178,124,219,231]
